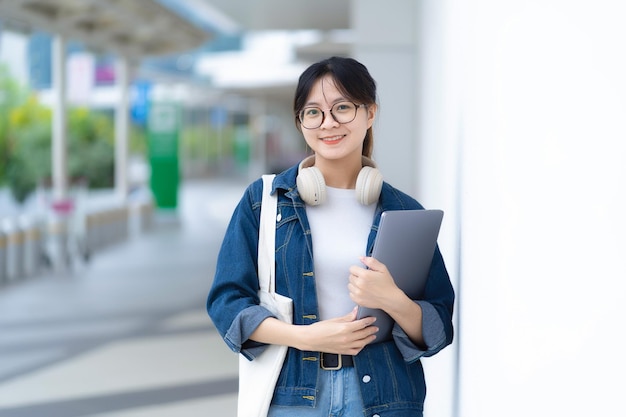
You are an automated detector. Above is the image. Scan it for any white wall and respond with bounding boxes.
[356,1,626,416]
[445,1,626,416]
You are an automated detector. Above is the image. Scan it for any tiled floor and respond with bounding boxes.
[0,178,248,416]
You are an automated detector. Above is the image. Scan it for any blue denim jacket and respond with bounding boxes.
[207,163,455,416]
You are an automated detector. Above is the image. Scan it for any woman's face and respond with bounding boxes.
[300,75,376,165]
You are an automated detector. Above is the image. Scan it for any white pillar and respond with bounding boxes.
[351,0,418,196]
[351,2,458,417]
[115,57,130,200]
[413,2,464,416]
[49,34,72,272]
[52,34,68,201]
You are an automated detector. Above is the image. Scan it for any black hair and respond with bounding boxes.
[293,56,378,158]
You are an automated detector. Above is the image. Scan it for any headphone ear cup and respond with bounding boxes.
[355,166,383,205]
[297,166,327,206]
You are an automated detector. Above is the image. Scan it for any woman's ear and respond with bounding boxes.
[295,116,303,132]
[367,103,378,128]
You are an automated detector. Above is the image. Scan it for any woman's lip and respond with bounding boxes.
[320,135,344,143]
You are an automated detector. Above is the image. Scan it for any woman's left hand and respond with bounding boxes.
[348,256,426,347]
[348,256,403,311]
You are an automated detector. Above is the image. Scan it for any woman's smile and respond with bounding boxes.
[320,134,345,144]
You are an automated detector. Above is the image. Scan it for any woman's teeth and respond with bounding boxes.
[321,135,343,142]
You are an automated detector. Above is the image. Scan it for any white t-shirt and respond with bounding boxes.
[306,186,376,320]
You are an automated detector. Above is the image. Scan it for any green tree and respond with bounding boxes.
[5,95,52,203]
[6,120,51,203]
[1,65,154,205]
[67,108,115,188]
[0,64,28,185]
[6,96,117,203]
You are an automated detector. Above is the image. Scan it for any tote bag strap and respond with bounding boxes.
[258,174,277,294]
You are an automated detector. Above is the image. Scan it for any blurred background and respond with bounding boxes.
[1,0,625,416]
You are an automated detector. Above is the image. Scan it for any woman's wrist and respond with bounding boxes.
[291,324,312,351]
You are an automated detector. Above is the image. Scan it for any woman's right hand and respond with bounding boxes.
[296,307,378,355]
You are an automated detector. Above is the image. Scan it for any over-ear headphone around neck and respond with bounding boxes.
[296,155,383,206]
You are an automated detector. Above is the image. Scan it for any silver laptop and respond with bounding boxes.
[356,209,444,343]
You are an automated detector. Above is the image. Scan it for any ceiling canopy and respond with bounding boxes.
[196,0,350,31]
[0,0,211,59]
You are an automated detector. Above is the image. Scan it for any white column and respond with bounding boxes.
[414,2,463,417]
[49,34,71,272]
[52,34,68,201]
[115,57,130,200]
[351,0,418,196]
[351,2,458,417]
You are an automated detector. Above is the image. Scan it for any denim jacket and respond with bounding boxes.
[207,162,455,416]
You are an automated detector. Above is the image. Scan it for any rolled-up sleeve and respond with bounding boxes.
[392,301,447,363]
[224,305,276,360]
[393,244,455,362]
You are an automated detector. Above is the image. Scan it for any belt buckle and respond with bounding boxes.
[320,353,342,370]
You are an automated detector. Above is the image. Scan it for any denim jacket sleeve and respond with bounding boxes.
[391,246,455,362]
[207,179,275,360]
[392,248,454,363]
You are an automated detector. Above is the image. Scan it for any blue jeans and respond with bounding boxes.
[268,367,365,417]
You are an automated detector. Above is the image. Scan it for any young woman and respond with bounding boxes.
[207,56,455,417]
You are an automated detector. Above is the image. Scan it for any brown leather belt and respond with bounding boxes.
[320,353,354,370]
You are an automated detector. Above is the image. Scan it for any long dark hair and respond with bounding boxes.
[293,56,378,158]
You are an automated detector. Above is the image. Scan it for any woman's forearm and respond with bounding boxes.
[382,288,425,348]
[249,318,309,351]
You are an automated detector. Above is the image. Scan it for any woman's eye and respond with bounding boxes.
[335,103,353,112]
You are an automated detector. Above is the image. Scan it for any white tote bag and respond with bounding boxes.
[238,174,294,417]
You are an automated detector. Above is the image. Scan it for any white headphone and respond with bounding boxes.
[296,155,383,206]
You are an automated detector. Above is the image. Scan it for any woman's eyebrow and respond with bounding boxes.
[304,97,348,107]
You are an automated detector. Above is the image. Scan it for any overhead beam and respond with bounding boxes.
[0,0,210,59]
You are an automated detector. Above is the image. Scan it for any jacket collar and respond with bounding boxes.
[273,162,299,194]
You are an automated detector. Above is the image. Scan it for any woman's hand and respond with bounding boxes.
[348,256,426,347]
[297,307,378,355]
[348,256,403,310]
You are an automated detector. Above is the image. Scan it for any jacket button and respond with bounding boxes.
[362,375,371,383]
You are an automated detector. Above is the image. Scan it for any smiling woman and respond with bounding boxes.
[292,61,378,192]
[208,56,455,417]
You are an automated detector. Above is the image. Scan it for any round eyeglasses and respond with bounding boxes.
[297,102,366,129]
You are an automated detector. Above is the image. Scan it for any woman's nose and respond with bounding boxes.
[320,109,339,128]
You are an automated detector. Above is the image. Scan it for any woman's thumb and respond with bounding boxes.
[344,306,358,321]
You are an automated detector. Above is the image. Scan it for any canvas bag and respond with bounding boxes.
[238,174,294,417]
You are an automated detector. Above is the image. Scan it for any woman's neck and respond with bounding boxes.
[314,155,363,189]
